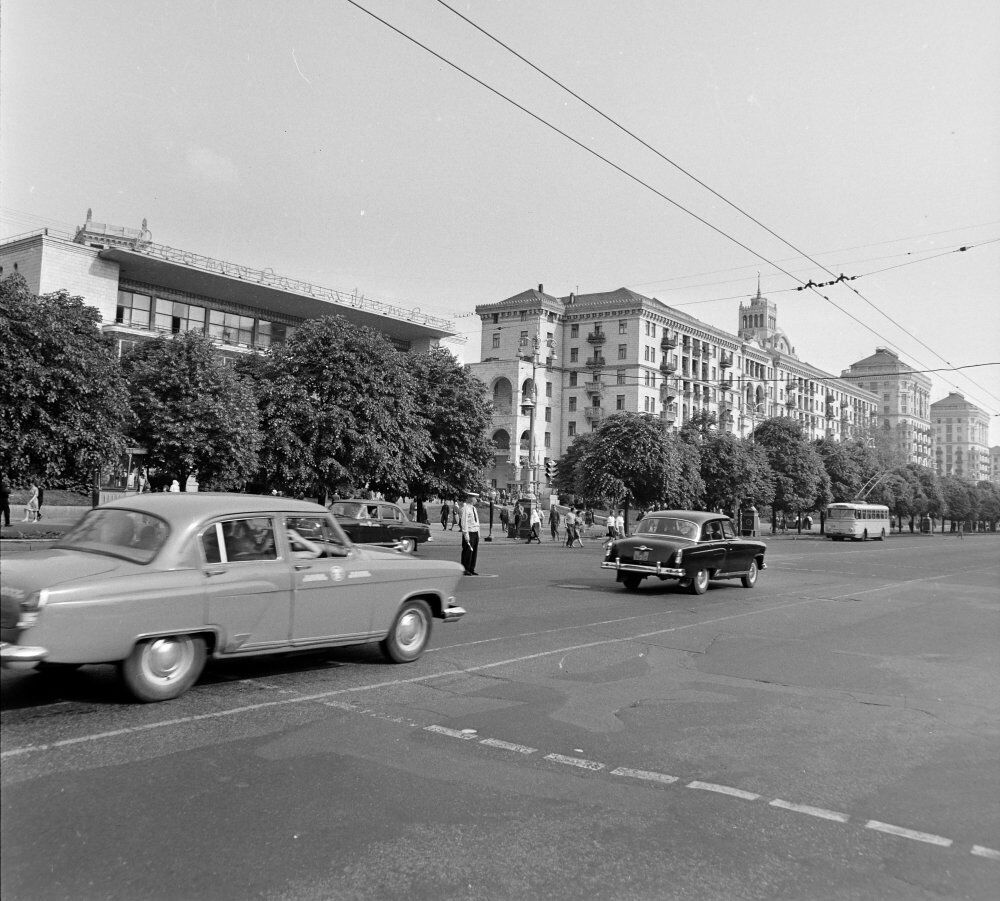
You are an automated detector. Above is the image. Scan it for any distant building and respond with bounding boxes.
[990,446,1000,486]
[840,347,933,466]
[930,392,990,480]
[0,212,455,360]
[469,282,878,496]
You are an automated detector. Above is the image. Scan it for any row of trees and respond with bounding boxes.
[551,410,1000,532]
[1,275,494,502]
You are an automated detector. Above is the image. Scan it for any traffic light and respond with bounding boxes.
[545,459,556,481]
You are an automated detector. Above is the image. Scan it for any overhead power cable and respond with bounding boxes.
[348,1,996,412]
[427,0,1000,408]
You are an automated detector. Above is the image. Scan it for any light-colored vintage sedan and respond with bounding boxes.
[0,494,466,702]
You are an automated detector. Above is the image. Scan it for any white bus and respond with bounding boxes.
[825,503,891,541]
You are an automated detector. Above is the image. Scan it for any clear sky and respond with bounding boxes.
[3,1,998,443]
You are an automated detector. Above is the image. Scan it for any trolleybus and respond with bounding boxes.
[825,502,890,541]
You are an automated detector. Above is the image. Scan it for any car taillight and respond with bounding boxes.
[18,589,49,628]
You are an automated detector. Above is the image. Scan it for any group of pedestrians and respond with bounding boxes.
[0,480,43,526]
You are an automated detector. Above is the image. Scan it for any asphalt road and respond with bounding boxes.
[2,533,998,900]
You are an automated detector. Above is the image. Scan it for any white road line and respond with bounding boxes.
[610,766,678,785]
[865,820,953,847]
[687,780,760,801]
[423,725,477,740]
[970,845,1000,860]
[0,596,826,760]
[479,738,536,754]
[544,753,605,771]
[769,798,850,823]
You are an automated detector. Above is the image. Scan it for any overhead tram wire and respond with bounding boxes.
[429,0,1000,408]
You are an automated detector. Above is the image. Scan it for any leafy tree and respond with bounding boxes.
[576,413,704,512]
[551,432,597,504]
[752,418,826,524]
[976,481,1000,530]
[124,332,261,489]
[698,431,774,516]
[939,475,974,527]
[406,347,494,499]
[814,438,863,503]
[262,316,430,499]
[0,274,132,487]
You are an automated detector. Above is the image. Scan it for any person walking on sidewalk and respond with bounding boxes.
[549,506,560,542]
[527,506,542,543]
[440,501,451,531]
[459,490,481,575]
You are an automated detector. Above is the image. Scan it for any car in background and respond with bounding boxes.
[329,499,431,553]
[0,494,465,702]
[601,510,766,594]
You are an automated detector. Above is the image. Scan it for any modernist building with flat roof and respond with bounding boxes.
[840,347,933,467]
[930,392,990,481]
[469,283,878,496]
[0,212,455,360]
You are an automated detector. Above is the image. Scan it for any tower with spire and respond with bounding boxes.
[737,276,795,356]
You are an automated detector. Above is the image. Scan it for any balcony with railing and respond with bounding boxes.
[587,331,607,345]
[584,406,604,423]
[660,359,677,374]
[584,379,604,396]
[719,377,733,391]
[659,383,677,402]
[719,351,733,369]
[586,355,606,368]
[660,333,677,351]
[661,403,678,422]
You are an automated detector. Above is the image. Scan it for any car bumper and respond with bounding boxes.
[601,560,685,578]
[441,604,466,623]
[0,641,49,664]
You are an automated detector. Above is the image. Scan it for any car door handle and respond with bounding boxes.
[294,563,313,571]
[204,568,227,577]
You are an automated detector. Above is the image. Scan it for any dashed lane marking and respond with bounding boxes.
[424,724,478,740]
[769,798,850,823]
[971,845,1000,860]
[544,753,605,771]
[865,820,953,847]
[610,766,679,785]
[687,780,760,801]
[479,737,537,754]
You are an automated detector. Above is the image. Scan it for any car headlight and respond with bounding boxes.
[17,588,49,628]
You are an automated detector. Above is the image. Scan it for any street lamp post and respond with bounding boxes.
[518,334,556,499]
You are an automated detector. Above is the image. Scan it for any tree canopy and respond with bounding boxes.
[752,418,826,515]
[0,274,132,487]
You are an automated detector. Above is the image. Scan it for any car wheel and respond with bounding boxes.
[120,635,206,702]
[622,574,642,591]
[398,537,417,554]
[741,559,759,588]
[380,599,432,663]
[689,568,709,595]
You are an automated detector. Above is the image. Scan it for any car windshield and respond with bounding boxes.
[56,509,169,564]
[634,517,700,541]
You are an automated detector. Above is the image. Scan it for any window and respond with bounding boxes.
[571,324,579,337]
[492,333,500,349]
[544,407,551,422]
[617,395,625,410]
[546,381,552,397]
[216,517,277,562]
[208,310,254,345]
[568,421,577,436]
[568,397,577,412]
[115,291,151,329]
[156,301,206,335]
[617,369,626,385]
[618,344,627,360]
[285,514,347,558]
[570,348,579,363]
[544,432,551,448]
[255,319,272,349]
[619,320,627,334]
[569,372,578,387]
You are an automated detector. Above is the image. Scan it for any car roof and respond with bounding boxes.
[101,493,328,524]
[643,510,730,525]
[334,499,400,507]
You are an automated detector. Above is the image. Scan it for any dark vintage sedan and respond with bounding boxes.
[0,494,465,702]
[601,510,766,594]
[329,499,431,553]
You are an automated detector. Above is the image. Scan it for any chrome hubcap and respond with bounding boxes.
[144,638,191,683]
[396,611,425,650]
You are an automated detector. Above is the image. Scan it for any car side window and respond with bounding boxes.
[721,520,736,539]
[366,505,380,519]
[222,518,277,562]
[285,515,348,558]
[380,505,400,521]
[202,525,223,563]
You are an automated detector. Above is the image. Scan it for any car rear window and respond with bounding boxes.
[56,509,170,564]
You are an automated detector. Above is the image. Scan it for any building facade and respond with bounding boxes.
[930,392,990,481]
[469,283,879,496]
[840,348,933,467]
[0,213,455,360]
[990,446,1000,487]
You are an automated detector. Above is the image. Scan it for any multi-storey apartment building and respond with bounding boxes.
[990,446,1000,486]
[840,347,933,466]
[470,283,878,495]
[0,212,454,360]
[930,392,990,480]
